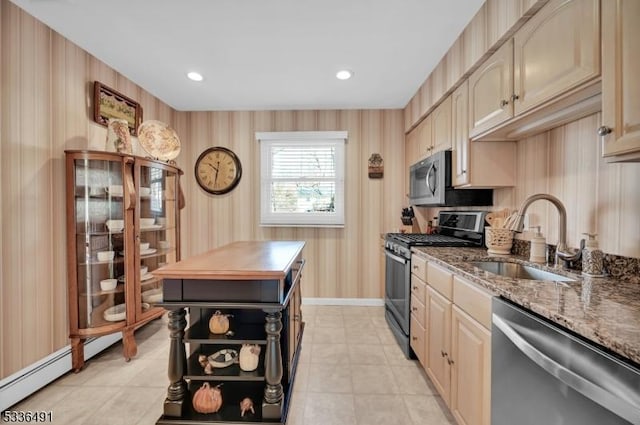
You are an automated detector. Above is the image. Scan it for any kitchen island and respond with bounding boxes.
[152,241,305,425]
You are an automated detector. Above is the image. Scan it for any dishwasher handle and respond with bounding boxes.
[493,314,640,423]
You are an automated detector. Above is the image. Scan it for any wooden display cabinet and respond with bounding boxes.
[65,150,184,371]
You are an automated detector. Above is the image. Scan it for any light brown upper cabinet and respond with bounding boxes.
[469,40,514,138]
[469,0,600,139]
[452,80,516,188]
[601,0,640,161]
[432,95,453,154]
[513,0,600,115]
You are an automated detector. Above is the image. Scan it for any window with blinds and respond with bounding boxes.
[257,131,347,227]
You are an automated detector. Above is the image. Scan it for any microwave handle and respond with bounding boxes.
[426,163,436,195]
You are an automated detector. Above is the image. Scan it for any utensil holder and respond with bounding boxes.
[485,227,513,255]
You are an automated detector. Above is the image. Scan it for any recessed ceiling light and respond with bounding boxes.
[336,70,353,80]
[187,71,203,82]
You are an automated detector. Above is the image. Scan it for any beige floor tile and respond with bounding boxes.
[347,344,388,365]
[315,305,344,316]
[365,306,386,317]
[309,343,349,364]
[341,306,371,317]
[297,341,312,363]
[83,386,165,425]
[345,327,381,344]
[351,365,399,394]
[391,364,435,395]
[79,357,150,387]
[311,326,347,344]
[354,394,414,425]
[303,393,357,425]
[285,392,307,425]
[293,361,310,393]
[376,327,398,345]
[125,358,171,388]
[371,316,389,328]
[343,315,376,329]
[382,342,419,366]
[301,304,318,318]
[9,383,76,412]
[314,314,345,328]
[403,394,456,425]
[134,391,168,425]
[41,385,121,425]
[307,363,353,393]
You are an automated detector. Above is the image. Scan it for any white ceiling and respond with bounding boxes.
[10,0,483,111]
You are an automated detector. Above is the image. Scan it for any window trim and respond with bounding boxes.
[256,131,347,227]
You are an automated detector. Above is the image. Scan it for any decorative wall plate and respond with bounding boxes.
[137,120,181,161]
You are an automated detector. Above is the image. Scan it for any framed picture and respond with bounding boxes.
[93,81,143,136]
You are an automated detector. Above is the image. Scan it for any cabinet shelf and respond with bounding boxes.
[186,349,266,382]
[186,320,268,345]
[156,381,287,424]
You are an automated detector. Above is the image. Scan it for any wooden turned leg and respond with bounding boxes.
[122,327,137,361]
[164,307,188,417]
[262,309,284,419]
[70,337,84,372]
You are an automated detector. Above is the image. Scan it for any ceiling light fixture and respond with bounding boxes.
[187,71,204,82]
[336,69,353,80]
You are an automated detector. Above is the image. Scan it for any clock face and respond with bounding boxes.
[194,147,242,195]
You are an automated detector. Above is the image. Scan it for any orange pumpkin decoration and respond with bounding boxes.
[209,310,232,334]
[192,382,223,414]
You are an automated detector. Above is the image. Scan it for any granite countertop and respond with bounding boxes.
[411,247,640,365]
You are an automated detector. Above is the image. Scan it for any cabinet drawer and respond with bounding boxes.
[427,262,453,300]
[411,274,426,305]
[453,276,493,330]
[411,294,426,328]
[410,312,427,366]
[412,254,428,281]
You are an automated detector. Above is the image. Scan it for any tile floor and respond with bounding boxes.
[7,305,455,425]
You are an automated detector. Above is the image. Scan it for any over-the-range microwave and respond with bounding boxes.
[408,150,493,207]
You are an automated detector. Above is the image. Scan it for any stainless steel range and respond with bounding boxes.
[384,211,487,358]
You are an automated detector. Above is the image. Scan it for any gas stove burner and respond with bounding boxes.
[386,233,475,247]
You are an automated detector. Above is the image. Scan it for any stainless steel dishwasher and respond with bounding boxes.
[492,297,640,425]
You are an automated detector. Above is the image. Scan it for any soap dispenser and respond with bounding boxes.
[529,226,547,263]
[582,233,606,277]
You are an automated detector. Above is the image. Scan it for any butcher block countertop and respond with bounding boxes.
[412,247,640,366]
[153,240,306,280]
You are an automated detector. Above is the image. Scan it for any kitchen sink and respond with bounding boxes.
[470,261,575,282]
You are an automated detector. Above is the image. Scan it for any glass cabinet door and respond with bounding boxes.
[72,157,128,328]
[136,161,179,317]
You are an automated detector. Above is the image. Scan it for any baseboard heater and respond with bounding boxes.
[0,333,122,411]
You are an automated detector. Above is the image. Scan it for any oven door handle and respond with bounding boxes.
[493,314,640,423]
[385,250,408,265]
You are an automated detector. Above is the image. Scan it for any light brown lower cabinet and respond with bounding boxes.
[450,305,492,425]
[415,257,493,425]
[426,286,453,407]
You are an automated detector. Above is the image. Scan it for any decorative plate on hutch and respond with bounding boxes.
[137,120,181,161]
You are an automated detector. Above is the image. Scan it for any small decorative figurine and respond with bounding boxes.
[192,383,223,414]
[209,310,233,334]
[106,118,132,154]
[240,397,254,417]
[239,344,261,372]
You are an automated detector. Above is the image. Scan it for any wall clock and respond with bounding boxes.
[194,147,242,195]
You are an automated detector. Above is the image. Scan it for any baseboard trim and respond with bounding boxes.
[301,297,384,306]
[0,333,122,411]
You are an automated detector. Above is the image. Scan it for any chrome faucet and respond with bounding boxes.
[508,193,584,268]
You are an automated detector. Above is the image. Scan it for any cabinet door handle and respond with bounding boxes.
[412,306,418,312]
[462,170,467,174]
[412,285,418,290]
[441,350,447,358]
[511,94,519,102]
[500,99,509,107]
[412,336,418,341]
[447,357,455,365]
[597,126,613,136]
[413,265,419,270]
